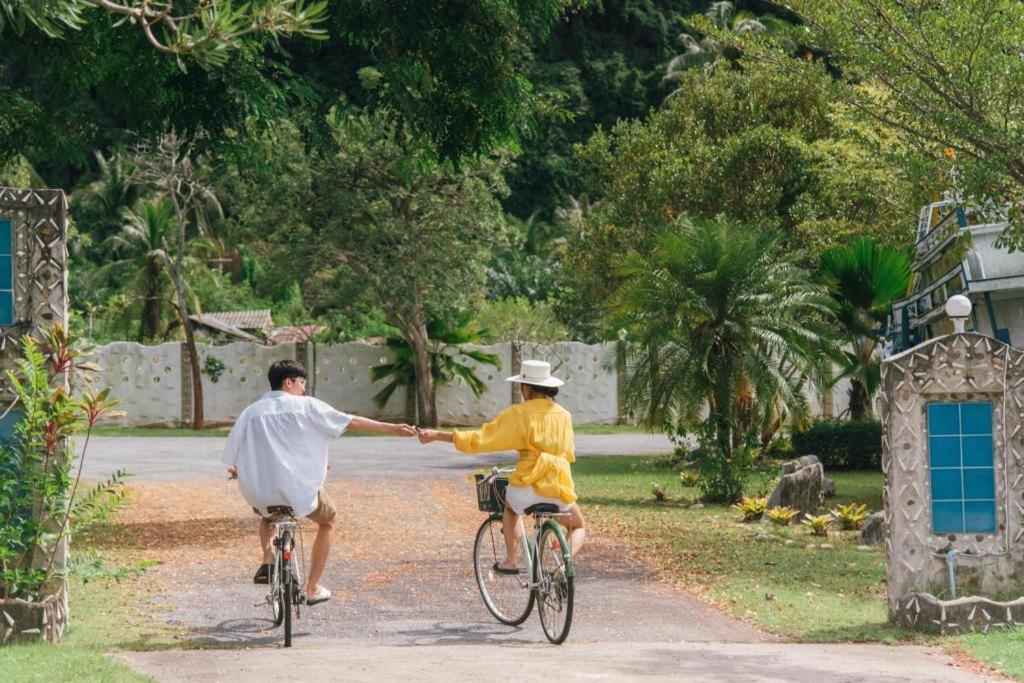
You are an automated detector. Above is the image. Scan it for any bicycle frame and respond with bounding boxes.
[498,513,576,589]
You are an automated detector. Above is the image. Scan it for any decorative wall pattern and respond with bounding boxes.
[92,342,183,427]
[310,342,406,420]
[881,332,1024,633]
[198,342,296,423]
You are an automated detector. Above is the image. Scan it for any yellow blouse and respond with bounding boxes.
[453,399,577,504]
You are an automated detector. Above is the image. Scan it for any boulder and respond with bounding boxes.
[822,477,837,498]
[860,511,884,546]
[765,456,824,519]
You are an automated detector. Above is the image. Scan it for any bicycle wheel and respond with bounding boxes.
[537,523,574,644]
[270,552,284,627]
[473,516,534,625]
[282,531,293,647]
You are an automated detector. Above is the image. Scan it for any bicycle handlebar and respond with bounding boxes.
[481,466,515,484]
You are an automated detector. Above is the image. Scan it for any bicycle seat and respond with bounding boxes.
[524,503,562,516]
[266,505,295,517]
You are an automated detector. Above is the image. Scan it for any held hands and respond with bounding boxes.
[227,466,237,480]
[417,428,439,444]
[393,423,418,437]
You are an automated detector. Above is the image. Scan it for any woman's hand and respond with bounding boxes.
[418,429,438,444]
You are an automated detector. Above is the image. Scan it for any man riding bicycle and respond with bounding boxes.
[224,359,416,606]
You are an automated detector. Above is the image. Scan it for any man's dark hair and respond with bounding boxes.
[268,359,307,390]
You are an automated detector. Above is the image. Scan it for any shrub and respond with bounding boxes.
[791,419,882,469]
[0,326,123,600]
[765,506,800,526]
[802,513,833,537]
[678,470,700,488]
[831,502,871,530]
[731,496,768,522]
[650,483,670,502]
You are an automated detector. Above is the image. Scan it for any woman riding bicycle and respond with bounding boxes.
[418,360,586,573]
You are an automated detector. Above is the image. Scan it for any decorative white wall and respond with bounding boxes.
[198,342,296,423]
[92,342,183,427]
[88,339,845,427]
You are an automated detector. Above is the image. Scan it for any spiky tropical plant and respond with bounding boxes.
[92,198,214,341]
[612,217,839,502]
[370,311,501,424]
[820,237,912,420]
[765,506,800,526]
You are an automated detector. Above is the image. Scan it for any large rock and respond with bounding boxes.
[822,477,837,498]
[765,456,823,519]
[860,511,884,546]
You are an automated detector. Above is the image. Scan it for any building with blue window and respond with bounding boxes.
[881,323,1024,633]
[890,195,1024,353]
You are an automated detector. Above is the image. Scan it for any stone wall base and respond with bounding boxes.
[0,592,67,643]
[894,592,1024,634]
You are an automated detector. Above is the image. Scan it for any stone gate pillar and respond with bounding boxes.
[880,331,1024,633]
[0,187,69,640]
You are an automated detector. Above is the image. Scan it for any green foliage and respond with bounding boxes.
[678,469,699,488]
[201,356,226,384]
[820,237,911,419]
[802,513,832,537]
[0,326,123,600]
[765,506,799,526]
[474,298,568,345]
[731,495,768,522]
[613,217,840,501]
[649,482,670,502]
[369,313,502,418]
[563,63,925,334]
[485,213,567,302]
[830,502,871,531]
[791,419,882,470]
[737,0,1024,249]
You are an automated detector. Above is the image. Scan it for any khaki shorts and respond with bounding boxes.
[257,489,336,525]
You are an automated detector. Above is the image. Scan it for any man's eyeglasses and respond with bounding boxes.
[290,377,307,386]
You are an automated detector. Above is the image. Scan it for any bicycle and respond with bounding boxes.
[262,506,305,647]
[472,466,575,644]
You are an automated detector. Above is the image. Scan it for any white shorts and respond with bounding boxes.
[504,484,570,515]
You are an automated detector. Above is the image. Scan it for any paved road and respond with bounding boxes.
[80,433,675,482]
[120,642,993,682]
[86,435,998,682]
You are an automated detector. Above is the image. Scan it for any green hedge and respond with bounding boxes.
[791,419,882,470]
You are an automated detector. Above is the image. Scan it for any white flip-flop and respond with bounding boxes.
[306,585,331,606]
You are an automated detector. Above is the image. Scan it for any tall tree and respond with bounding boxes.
[319,108,509,426]
[562,63,927,338]
[820,237,911,420]
[129,135,220,429]
[717,0,1024,248]
[612,217,838,501]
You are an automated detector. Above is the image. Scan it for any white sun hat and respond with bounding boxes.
[505,359,565,388]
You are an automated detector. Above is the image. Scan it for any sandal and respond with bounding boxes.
[253,563,274,584]
[492,562,520,575]
[306,585,331,606]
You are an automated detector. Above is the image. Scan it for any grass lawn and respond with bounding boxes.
[92,422,652,437]
[0,572,180,682]
[573,455,1020,678]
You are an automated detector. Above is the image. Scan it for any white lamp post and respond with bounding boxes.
[945,294,972,333]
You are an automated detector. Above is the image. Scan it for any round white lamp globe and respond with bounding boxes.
[945,294,972,333]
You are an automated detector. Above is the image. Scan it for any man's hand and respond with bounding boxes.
[394,423,417,437]
[227,466,237,480]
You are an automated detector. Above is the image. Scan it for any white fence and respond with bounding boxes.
[90,340,854,427]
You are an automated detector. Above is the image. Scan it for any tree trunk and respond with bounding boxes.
[510,341,522,404]
[848,378,870,421]
[403,302,437,427]
[168,195,204,430]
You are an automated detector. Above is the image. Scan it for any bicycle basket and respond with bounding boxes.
[474,474,508,513]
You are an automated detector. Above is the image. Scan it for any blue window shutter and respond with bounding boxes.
[928,402,997,534]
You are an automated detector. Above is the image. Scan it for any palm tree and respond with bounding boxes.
[664,2,793,98]
[371,312,501,424]
[820,237,912,420]
[612,217,839,502]
[94,198,212,341]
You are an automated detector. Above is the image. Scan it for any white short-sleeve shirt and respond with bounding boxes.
[223,391,352,516]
